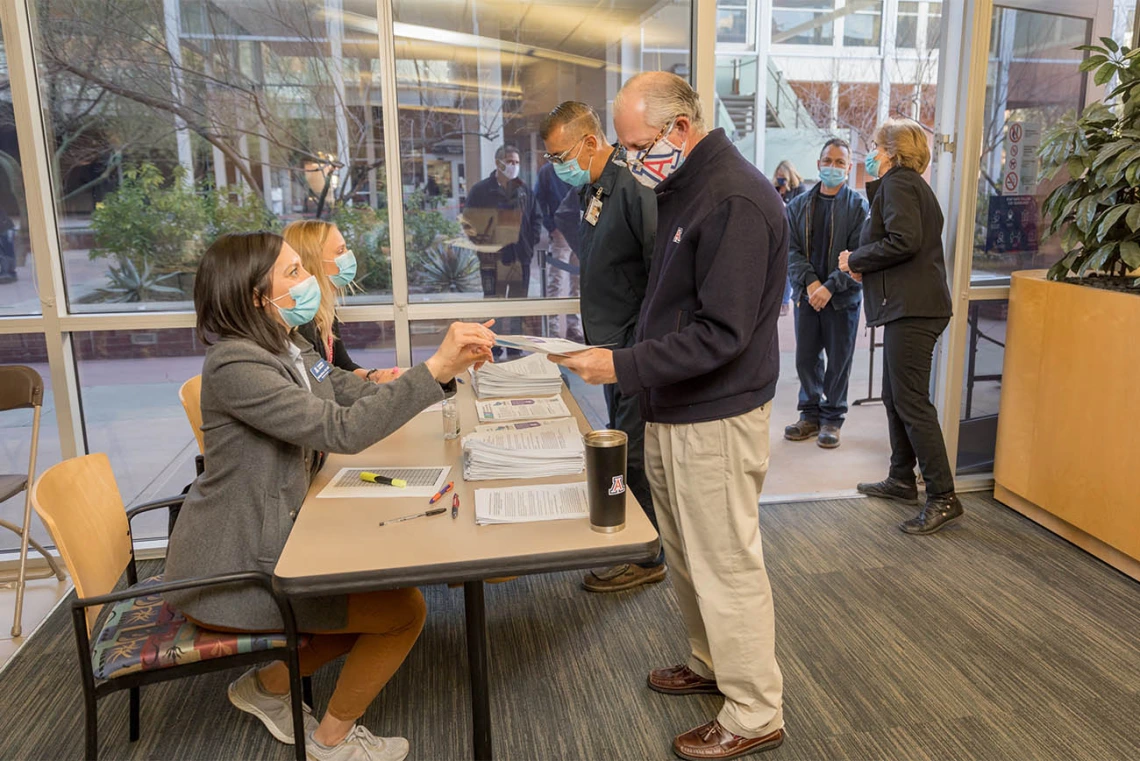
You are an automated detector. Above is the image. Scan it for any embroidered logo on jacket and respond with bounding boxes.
[673,227,683,243]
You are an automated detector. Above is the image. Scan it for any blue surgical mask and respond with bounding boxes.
[327,250,357,288]
[553,146,593,188]
[864,151,882,179]
[628,120,686,189]
[818,167,848,189]
[271,275,321,327]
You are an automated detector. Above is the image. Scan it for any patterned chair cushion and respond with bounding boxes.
[91,575,297,681]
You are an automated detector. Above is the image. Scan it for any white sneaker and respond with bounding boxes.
[227,667,319,743]
[307,725,410,761]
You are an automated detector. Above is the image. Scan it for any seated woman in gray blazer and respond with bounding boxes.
[165,231,494,761]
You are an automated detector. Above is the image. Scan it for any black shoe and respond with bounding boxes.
[900,494,964,535]
[856,476,919,503]
[817,423,840,449]
[784,419,820,441]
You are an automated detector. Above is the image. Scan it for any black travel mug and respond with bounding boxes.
[584,430,628,533]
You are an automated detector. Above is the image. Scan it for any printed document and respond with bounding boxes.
[475,396,571,422]
[316,466,450,499]
[474,482,589,525]
[492,335,607,355]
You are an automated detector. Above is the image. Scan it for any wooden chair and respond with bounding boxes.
[0,365,67,637]
[31,453,307,761]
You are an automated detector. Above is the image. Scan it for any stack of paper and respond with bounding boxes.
[470,353,564,399]
[462,417,585,481]
[474,482,589,525]
[475,396,571,422]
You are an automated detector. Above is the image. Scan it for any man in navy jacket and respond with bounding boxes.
[554,72,787,761]
[784,137,868,449]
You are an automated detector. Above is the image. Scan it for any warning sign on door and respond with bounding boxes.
[1003,122,1040,196]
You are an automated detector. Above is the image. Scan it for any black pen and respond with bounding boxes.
[378,507,446,527]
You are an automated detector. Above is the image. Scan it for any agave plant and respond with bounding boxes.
[103,257,185,303]
[413,243,481,293]
[1040,38,1140,285]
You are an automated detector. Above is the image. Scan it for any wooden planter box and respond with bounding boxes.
[995,270,1140,580]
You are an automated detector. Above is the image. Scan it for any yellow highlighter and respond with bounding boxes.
[360,471,407,488]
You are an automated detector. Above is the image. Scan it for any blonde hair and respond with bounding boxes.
[874,118,931,173]
[282,219,338,353]
[774,160,803,189]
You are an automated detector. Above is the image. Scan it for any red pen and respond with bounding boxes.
[429,481,455,504]
[452,492,460,519]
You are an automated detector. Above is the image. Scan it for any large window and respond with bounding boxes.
[773,1,836,46]
[0,19,38,316]
[843,0,883,48]
[34,0,391,312]
[392,0,692,338]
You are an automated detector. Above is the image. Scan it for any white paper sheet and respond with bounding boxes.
[316,466,451,499]
[462,418,584,480]
[475,396,571,422]
[492,335,608,355]
[474,482,589,525]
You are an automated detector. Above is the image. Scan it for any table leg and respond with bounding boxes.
[464,580,493,761]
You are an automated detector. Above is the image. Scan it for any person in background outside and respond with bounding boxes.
[0,208,16,285]
[773,159,804,315]
[463,144,541,359]
[535,160,584,342]
[283,220,400,384]
[167,231,495,761]
[540,100,664,593]
[553,72,787,760]
[783,138,868,449]
[839,118,962,535]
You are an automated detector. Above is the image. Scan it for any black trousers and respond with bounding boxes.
[603,382,663,567]
[881,316,954,496]
[794,300,861,426]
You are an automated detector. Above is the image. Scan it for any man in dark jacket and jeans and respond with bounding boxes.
[554,72,786,761]
[784,137,868,449]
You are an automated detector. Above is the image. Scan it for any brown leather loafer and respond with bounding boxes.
[673,720,785,760]
[648,664,722,695]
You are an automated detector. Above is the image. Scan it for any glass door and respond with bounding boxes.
[942,0,1126,478]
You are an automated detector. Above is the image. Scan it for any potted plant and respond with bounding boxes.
[1039,38,1140,293]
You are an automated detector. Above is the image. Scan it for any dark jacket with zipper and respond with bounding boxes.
[786,183,867,309]
[612,129,788,424]
[848,166,953,327]
[552,147,656,348]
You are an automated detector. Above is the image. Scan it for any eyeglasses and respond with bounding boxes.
[543,135,586,165]
[624,118,678,172]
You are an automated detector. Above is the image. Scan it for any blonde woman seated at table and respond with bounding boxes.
[283,220,400,384]
[165,231,495,761]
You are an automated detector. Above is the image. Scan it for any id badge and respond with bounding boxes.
[585,196,603,226]
[310,358,331,383]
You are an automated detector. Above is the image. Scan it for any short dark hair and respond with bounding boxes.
[540,101,604,142]
[819,137,852,159]
[495,144,520,162]
[195,231,289,355]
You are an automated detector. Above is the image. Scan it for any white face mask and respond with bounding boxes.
[498,160,520,181]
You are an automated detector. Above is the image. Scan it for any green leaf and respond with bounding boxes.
[1101,37,1120,53]
[1126,205,1140,232]
[1091,140,1132,170]
[1081,244,1115,274]
[1095,64,1116,86]
[1076,44,1108,53]
[1080,55,1110,72]
[1097,204,1130,238]
[1121,241,1140,268]
[1066,157,1085,179]
[1061,223,1083,252]
[1076,196,1098,233]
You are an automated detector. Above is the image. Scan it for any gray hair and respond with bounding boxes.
[494,144,520,162]
[615,71,705,131]
[540,101,604,142]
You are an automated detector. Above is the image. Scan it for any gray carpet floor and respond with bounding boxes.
[2,491,1139,761]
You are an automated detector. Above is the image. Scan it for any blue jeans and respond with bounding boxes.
[794,299,861,426]
[782,277,792,306]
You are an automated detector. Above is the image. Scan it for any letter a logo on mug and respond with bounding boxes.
[608,475,626,496]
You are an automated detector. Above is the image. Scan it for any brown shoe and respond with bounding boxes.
[673,720,785,760]
[647,664,722,695]
[582,563,666,593]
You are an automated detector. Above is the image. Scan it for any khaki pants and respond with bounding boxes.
[644,401,784,738]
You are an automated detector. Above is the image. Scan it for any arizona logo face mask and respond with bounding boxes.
[627,119,686,189]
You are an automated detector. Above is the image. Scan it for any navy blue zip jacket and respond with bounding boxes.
[612,129,788,424]
[786,183,867,309]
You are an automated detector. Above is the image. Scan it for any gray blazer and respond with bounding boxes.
[164,333,450,631]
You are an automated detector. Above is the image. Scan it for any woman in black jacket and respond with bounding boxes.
[838,119,961,535]
[283,220,400,383]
